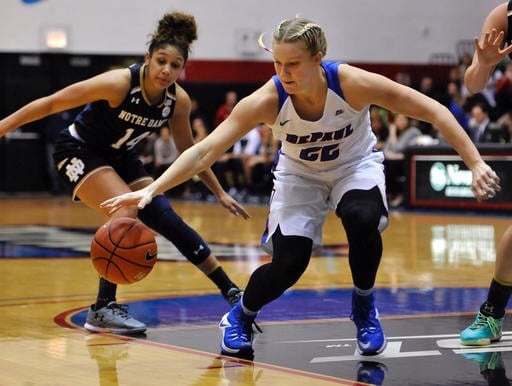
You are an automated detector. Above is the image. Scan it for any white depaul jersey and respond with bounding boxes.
[269,60,379,171]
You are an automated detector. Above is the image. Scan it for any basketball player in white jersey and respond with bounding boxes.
[102,17,501,356]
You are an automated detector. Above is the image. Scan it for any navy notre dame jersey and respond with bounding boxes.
[73,63,176,152]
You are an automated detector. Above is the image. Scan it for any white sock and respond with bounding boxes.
[354,286,374,297]
[240,299,258,316]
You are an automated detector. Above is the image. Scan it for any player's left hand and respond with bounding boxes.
[218,191,250,219]
[470,160,501,201]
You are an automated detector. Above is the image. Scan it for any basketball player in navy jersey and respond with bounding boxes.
[0,12,249,334]
[102,17,500,355]
[458,1,512,347]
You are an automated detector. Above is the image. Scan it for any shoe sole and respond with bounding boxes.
[357,336,387,356]
[220,341,254,355]
[84,322,146,335]
[460,335,501,346]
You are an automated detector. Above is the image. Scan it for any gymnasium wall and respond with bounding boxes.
[0,0,503,62]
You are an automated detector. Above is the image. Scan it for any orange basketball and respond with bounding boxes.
[90,217,158,284]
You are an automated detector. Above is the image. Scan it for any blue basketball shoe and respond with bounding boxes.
[219,301,255,355]
[351,291,387,355]
[460,311,503,346]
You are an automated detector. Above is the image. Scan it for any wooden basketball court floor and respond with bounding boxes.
[0,195,511,385]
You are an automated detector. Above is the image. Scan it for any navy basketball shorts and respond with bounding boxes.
[53,127,149,201]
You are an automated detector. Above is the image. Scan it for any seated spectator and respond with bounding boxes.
[153,126,185,197]
[493,61,512,122]
[153,126,178,178]
[212,137,247,198]
[181,98,210,199]
[210,90,241,194]
[416,76,447,136]
[446,80,469,131]
[241,124,279,202]
[467,103,491,143]
[383,113,422,207]
[190,97,209,141]
[370,105,389,149]
[213,90,238,128]
[496,111,512,143]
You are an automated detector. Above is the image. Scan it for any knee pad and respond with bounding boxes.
[138,194,211,265]
[336,187,387,235]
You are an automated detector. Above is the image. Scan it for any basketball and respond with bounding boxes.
[90,217,158,284]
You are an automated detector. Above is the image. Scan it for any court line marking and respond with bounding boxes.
[277,332,512,344]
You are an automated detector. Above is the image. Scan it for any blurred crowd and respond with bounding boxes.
[372,53,512,207]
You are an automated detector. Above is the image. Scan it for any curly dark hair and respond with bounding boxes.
[147,11,198,62]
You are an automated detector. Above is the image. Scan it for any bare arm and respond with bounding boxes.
[341,64,500,200]
[0,69,131,137]
[464,3,512,93]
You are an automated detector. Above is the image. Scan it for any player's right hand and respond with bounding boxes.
[100,188,155,214]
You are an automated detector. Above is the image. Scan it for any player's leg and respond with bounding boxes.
[336,186,388,355]
[460,225,512,345]
[219,168,324,355]
[137,193,241,305]
[75,168,147,334]
[220,227,312,355]
[53,130,146,334]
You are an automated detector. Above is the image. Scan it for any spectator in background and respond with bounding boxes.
[458,52,473,75]
[394,72,411,87]
[240,124,279,202]
[446,80,469,131]
[153,126,187,197]
[213,90,238,128]
[382,113,422,207]
[467,103,491,143]
[493,61,512,121]
[182,98,210,199]
[211,90,240,193]
[190,97,209,140]
[153,126,178,178]
[370,106,389,150]
[416,76,435,135]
